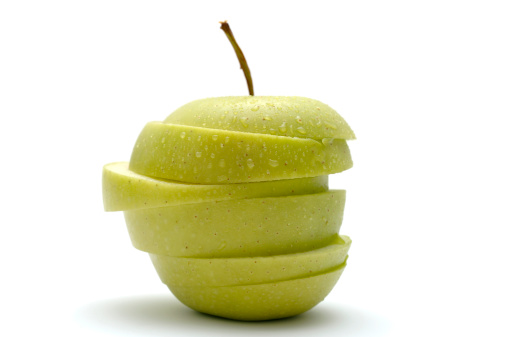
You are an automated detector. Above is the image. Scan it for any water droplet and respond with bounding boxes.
[322,138,334,146]
[210,153,215,159]
[251,106,260,111]
[279,122,287,133]
[295,116,303,124]
[224,136,230,143]
[180,132,186,139]
[296,127,307,134]
[219,159,226,168]
[263,115,272,120]
[246,158,255,169]
[212,135,218,141]
[324,121,337,130]
[268,159,279,167]
[240,117,249,127]
[195,152,202,158]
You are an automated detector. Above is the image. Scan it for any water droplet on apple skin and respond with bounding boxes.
[268,159,279,167]
[296,127,307,134]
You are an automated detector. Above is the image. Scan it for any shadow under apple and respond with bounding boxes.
[74,293,390,336]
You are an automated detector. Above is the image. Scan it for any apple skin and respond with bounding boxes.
[167,262,347,321]
[129,122,352,184]
[164,96,356,140]
[123,190,346,257]
[102,95,354,321]
[103,162,328,211]
[149,235,350,287]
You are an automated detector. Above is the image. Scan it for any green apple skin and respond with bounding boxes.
[167,262,346,321]
[102,95,355,320]
[164,96,356,140]
[123,190,346,257]
[129,122,352,184]
[103,162,328,211]
[149,235,350,287]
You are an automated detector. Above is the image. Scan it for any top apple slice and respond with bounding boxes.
[164,96,356,141]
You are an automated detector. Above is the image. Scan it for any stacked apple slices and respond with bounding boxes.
[102,96,355,321]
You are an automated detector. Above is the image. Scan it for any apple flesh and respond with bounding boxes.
[103,162,328,211]
[123,190,346,257]
[149,235,351,287]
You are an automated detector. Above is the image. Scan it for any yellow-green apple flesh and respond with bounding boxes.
[103,162,328,211]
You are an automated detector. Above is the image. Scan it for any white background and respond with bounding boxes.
[1,1,507,336]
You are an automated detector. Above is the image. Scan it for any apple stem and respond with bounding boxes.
[220,21,254,96]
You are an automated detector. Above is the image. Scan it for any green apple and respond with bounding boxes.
[164,96,356,140]
[103,21,355,321]
[103,92,355,319]
[123,190,346,257]
[129,122,353,184]
[150,235,350,287]
[103,162,328,211]
[167,262,346,321]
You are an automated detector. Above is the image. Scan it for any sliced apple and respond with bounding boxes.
[129,122,353,184]
[167,262,346,321]
[164,96,356,140]
[123,190,346,257]
[150,235,350,287]
[103,162,328,212]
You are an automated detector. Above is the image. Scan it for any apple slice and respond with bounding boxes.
[164,96,356,140]
[129,122,353,184]
[149,235,350,287]
[167,262,347,321]
[123,190,346,257]
[103,162,328,212]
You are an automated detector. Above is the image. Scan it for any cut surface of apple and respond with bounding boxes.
[123,190,346,257]
[103,162,328,211]
[167,262,346,321]
[164,96,356,140]
[129,122,353,184]
[150,235,350,287]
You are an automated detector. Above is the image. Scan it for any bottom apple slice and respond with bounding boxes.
[167,261,347,321]
[149,235,350,287]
